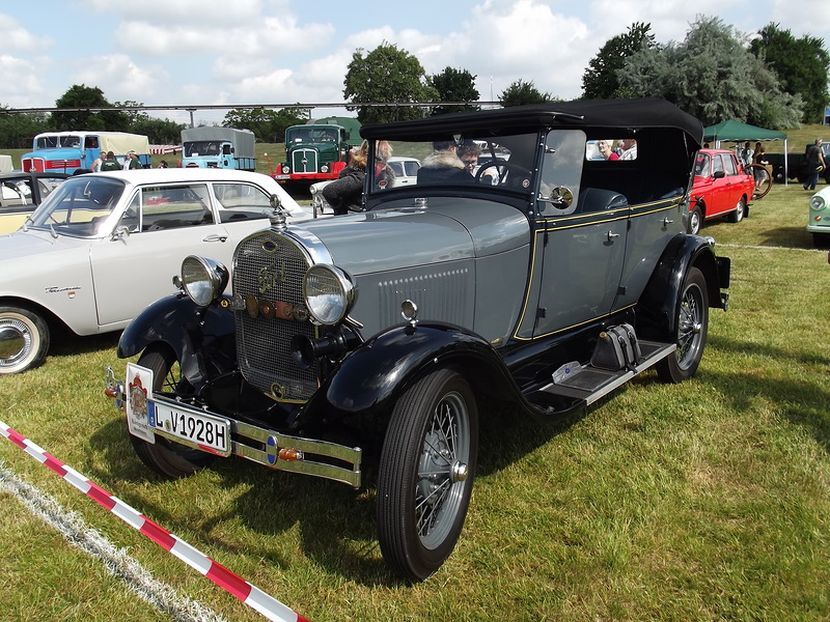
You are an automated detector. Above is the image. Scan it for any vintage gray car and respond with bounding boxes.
[0,169,311,374]
[109,99,730,580]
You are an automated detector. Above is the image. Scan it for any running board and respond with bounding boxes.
[526,340,676,414]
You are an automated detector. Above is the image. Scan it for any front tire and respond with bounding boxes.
[129,347,215,478]
[377,369,479,581]
[688,205,703,235]
[656,267,709,383]
[0,306,50,374]
[729,196,746,223]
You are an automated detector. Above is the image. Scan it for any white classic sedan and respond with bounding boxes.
[0,168,311,374]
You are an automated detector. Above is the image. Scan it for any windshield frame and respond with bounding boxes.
[28,176,127,238]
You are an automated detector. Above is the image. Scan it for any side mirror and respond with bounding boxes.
[539,186,574,210]
[713,170,726,179]
[111,225,130,242]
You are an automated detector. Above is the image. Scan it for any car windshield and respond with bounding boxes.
[368,132,538,195]
[287,127,338,143]
[29,176,126,237]
[184,141,221,157]
[35,134,81,149]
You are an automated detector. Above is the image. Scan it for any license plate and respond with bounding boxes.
[151,400,231,456]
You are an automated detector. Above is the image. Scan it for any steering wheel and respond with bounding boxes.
[474,159,532,187]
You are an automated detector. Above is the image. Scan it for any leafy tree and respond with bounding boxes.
[0,106,50,148]
[582,22,655,99]
[499,80,551,107]
[750,23,830,124]
[616,17,802,129]
[429,67,480,116]
[130,117,186,144]
[222,107,309,142]
[113,100,150,128]
[51,84,130,131]
[343,43,437,123]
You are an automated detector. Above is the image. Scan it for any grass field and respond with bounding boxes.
[1,181,830,621]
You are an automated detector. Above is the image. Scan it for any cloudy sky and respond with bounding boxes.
[1,0,827,124]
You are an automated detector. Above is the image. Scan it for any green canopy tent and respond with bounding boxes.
[703,119,790,184]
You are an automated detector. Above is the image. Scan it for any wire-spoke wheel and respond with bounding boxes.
[128,346,216,478]
[377,368,478,581]
[657,267,709,383]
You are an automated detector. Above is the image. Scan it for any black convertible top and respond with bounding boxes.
[361,97,703,146]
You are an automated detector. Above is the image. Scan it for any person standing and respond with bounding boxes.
[321,140,369,215]
[91,149,106,172]
[738,141,754,168]
[804,138,826,191]
[123,150,142,170]
[100,151,121,172]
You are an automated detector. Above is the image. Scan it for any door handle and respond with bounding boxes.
[606,231,621,241]
[663,216,674,226]
[202,234,228,242]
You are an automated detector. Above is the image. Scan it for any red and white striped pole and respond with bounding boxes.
[0,420,310,622]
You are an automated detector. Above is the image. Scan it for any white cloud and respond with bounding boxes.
[86,0,263,26]
[0,55,48,106]
[73,55,165,102]
[0,13,50,52]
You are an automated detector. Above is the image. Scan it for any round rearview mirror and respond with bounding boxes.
[549,186,574,210]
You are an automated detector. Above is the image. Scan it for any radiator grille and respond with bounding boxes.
[292,148,318,174]
[233,231,319,402]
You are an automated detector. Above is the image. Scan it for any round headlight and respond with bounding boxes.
[303,264,356,325]
[321,165,329,173]
[282,165,290,174]
[810,195,826,211]
[180,256,229,307]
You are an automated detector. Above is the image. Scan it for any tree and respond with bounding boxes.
[51,84,130,131]
[429,67,480,116]
[750,23,830,124]
[343,43,437,123]
[130,117,186,144]
[222,107,309,142]
[616,17,802,129]
[582,22,655,99]
[0,107,50,148]
[499,80,551,107]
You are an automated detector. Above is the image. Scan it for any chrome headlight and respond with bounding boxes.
[282,165,290,174]
[303,264,356,325]
[321,164,329,173]
[810,195,826,211]
[180,256,228,307]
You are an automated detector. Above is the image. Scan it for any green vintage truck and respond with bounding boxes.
[272,116,361,186]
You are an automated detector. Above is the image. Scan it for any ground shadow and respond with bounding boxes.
[758,225,813,249]
[709,334,830,367]
[48,330,120,358]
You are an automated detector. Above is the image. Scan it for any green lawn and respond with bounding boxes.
[1,181,830,621]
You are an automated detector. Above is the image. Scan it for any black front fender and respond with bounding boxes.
[117,294,235,387]
[637,234,729,341]
[298,323,526,430]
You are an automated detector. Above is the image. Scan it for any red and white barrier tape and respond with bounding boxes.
[0,420,309,622]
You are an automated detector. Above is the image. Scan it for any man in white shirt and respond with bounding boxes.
[619,138,637,160]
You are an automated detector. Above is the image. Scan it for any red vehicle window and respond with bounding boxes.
[723,154,737,175]
[713,155,725,175]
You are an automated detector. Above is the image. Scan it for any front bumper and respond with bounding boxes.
[105,368,362,488]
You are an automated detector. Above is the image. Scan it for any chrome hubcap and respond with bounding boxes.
[416,391,470,550]
[0,319,31,368]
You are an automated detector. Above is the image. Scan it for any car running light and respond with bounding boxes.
[180,255,229,307]
[321,165,329,173]
[810,195,826,211]
[282,165,290,174]
[303,264,356,325]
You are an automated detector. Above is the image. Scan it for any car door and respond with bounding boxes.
[529,129,627,338]
[89,182,235,327]
[708,154,731,217]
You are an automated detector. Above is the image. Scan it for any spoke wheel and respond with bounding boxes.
[128,346,215,478]
[751,164,772,199]
[377,369,478,581]
[0,306,49,375]
[657,267,709,383]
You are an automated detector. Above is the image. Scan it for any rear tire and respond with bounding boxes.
[657,267,709,383]
[129,347,215,478]
[377,369,478,581]
[0,306,50,374]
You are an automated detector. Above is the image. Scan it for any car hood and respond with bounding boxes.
[294,198,529,275]
[23,148,79,160]
[0,228,86,262]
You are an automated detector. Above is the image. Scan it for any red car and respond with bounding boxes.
[688,149,754,234]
